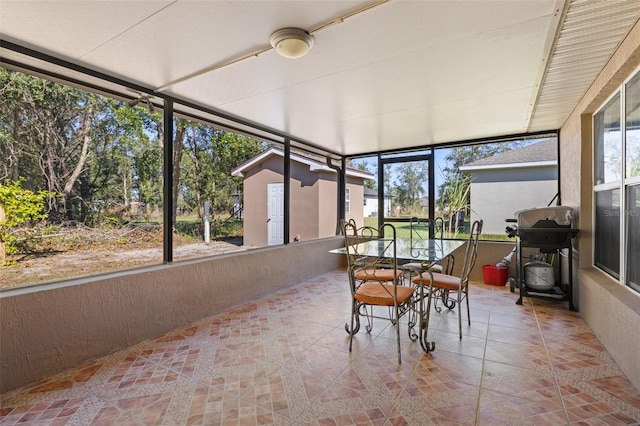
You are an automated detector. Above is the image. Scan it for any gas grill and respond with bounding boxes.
[506,206,578,310]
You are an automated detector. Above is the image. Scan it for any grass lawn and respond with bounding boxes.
[362,217,512,241]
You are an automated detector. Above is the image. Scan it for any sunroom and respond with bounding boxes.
[1,1,639,423]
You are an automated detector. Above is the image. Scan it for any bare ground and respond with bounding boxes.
[0,238,248,289]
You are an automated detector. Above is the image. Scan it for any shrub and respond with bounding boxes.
[0,179,53,264]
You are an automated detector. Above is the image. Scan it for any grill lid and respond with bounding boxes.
[515,206,574,228]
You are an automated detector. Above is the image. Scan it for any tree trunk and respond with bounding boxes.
[0,205,5,265]
[63,106,92,195]
[122,171,129,210]
[171,125,185,227]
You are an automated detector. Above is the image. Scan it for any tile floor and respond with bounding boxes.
[1,269,639,425]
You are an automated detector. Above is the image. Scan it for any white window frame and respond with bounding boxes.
[593,65,640,293]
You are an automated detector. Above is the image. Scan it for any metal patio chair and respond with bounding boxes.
[343,220,415,363]
[412,219,483,339]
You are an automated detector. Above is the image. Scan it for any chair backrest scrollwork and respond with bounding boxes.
[342,220,398,290]
[459,220,483,287]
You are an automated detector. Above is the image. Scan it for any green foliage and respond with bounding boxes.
[386,161,428,216]
[179,127,264,220]
[438,172,471,237]
[349,159,377,190]
[0,67,96,221]
[1,67,268,237]
[0,179,52,260]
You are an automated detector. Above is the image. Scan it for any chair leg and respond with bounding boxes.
[345,300,362,353]
[465,289,471,326]
[349,301,356,352]
[395,305,402,364]
[458,288,463,340]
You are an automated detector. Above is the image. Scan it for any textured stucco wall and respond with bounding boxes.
[0,237,346,393]
[345,177,365,227]
[318,172,339,238]
[242,157,283,247]
[560,19,640,390]
[290,161,321,242]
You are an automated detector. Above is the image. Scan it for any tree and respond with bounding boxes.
[0,179,52,264]
[389,161,428,215]
[349,159,377,190]
[1,67,266,243]
[0,69,113,221]
[180,127,264,225]
[439,172,470,236]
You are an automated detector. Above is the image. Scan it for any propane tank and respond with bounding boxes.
[524,261,554,291]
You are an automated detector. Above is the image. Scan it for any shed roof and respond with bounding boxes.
[363,187,392,199]
[231,147,374,180]
[460,139,557,171]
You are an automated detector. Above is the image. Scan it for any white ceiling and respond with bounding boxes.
[1,0,639,156]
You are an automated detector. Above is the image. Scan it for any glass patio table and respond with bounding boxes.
[331,238,465,353]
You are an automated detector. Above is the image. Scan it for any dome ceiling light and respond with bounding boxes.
[157,1,389,91]
[270,28,315,59]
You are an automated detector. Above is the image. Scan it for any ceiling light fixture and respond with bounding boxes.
[270,28,315,59]
[157,1,390,91]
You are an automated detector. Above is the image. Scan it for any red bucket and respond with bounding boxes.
[482,264,508,286]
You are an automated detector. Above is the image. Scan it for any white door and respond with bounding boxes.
[267,183,284,245]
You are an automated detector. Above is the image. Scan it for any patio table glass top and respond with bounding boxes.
[331,238,464,263]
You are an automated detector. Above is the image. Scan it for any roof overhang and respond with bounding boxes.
[460,160,558,172]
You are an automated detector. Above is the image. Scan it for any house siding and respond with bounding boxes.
[468,166,558,235]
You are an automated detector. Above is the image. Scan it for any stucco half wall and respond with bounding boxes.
[0,237,346,393]
[1,238,518,393]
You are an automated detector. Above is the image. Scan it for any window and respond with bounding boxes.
[624,71,640,292]
[593,67,640,293]
[0,68,164,288]
[594,95,622,276]
[627,185,640,291]
[170,111,268,255]
[348,137,558,240]
[594,188,620,277]
[1,61,350,289]
[345,188,350,215]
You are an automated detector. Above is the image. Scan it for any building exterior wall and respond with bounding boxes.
[345,177,366,227]
[363,196,377,217]
[363,196,391,218]
[317,172,338,238]
[241,156,367,244]
[242,156,284,247]
[290,161,320,242]
[560,18,640,390]
[468,166,558,235]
